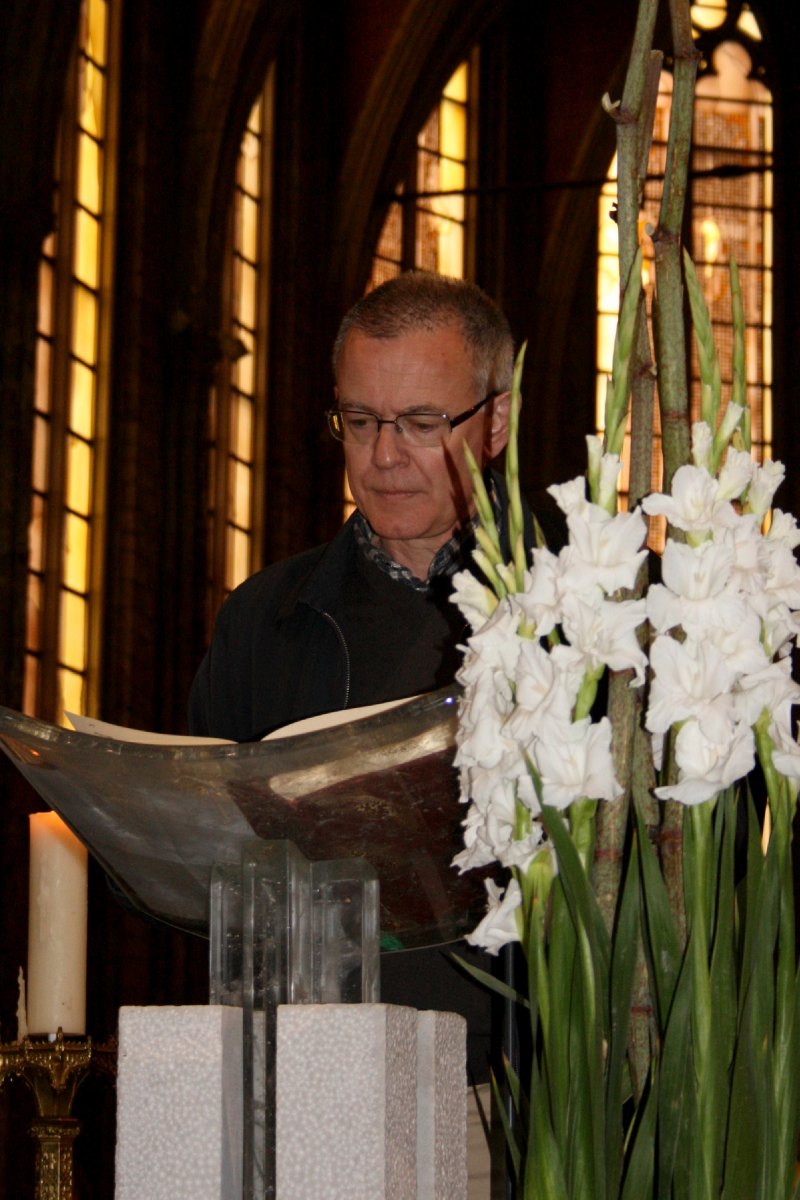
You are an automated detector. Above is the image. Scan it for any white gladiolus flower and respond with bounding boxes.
[716,515,766,596]
[691,421,713,470]
[451,569,498,631]
[511,548,562,638]
[461,603,523,680]
[771,723,800,783]
[547,475,590,518]
[560,589,648,684]
[717,448,756,500]
[561,505,648,595]
[701,621,768,677]
[505,641,584,745]
[500,823,549,872]
[465,878,523,954]
[533,717,622,810]
[642,464,738,535]
[646,636,738,743]
[746,459,786,518]
[647,539,739,637]
[654,718,755,805]
[735,658,800,730]
[767,509,800,550]
[760,537,800,610]
[584,435,623,512]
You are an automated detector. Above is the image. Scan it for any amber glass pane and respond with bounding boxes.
[87,0,108,66]
[72,284,98,363]
[235,348,254,394]
[241,195,259,263]
[77,132,102,214]
[440,99,466,161]
[80,60,105,138]
[38,260,54,337]
[35,339,52,414]
[58,668,85,721]
[74,208,100,288]
[59,592,87,671]
[70,361,95,439]
[232,460,251,527]
[233,394,253,461]
[66,435,92,515]
[228,528,251,591]
[23,655,40,717]
[238,260,257,329]
[443,62,468,102]
[241,133,261,198]
[26,575,43,651]
[32,416,50,493]
[28,495,46,572]
[64,513,90,592]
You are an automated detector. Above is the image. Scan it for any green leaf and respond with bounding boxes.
[502,1052,530,1133]
[541,806,609,1195]
[525,1055,570,1200]
[490,1067,522,1183]
[620,1072,657,1200]
[723,804,780,1200]
[656,945,695,1200]
[634,798,682,1028]
[544,881,576,1154]
[449,952,530,1009]
[606,827,643,1195]
[709,794,737,1074]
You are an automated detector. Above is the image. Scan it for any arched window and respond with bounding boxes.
[596,1,772,534]
[25,0,120,723]
[205,68,274,634]
[370,56,477,288]
[346,58,477,519]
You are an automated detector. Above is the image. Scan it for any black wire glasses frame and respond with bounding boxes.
[326,391,499,447]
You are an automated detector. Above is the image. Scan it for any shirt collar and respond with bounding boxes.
[353,477,501,592]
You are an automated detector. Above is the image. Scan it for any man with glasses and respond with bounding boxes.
[189,273,553,1162]
[190,271,529,743]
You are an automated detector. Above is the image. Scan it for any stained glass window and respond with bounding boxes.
[596,2,772,542]
[206,69,273,632]
[25,0,118,723]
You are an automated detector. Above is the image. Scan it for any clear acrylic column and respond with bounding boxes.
[209,839,379,1200]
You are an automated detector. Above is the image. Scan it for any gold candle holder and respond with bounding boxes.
[0,1028,116,1200]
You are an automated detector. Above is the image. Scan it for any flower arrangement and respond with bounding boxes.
[452,249,800,1196]
[449,4,800,1191]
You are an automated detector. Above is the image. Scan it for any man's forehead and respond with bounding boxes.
[336,322,473,376]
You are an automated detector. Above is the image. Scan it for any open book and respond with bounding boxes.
[65,696,415,745]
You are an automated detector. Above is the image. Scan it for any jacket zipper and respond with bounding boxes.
[320,610,351,709]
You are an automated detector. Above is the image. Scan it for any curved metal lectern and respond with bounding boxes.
[0,688,485,949]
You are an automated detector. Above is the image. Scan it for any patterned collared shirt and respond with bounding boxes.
[352,477,501,592]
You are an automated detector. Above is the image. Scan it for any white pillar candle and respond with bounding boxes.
[27,812,88,1035]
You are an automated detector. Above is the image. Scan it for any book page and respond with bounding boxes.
[65,695,419,746]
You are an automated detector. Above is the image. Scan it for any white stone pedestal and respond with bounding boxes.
[114,1003,466,1200]
[114,1006,243,1200]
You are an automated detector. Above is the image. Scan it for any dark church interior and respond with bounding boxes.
[1,0,799,1192]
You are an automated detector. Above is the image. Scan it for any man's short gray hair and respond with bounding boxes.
[332,271,515,397]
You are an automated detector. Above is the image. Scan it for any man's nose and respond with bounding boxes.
[371,421,409,467]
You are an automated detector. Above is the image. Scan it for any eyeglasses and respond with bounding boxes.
[326,392,497,448]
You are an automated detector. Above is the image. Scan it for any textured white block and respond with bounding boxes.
[114,1005,243,1200]
[276,1003,419,1199]
[416,1011,467,1199]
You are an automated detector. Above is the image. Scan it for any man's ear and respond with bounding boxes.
[484,390,512,460]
